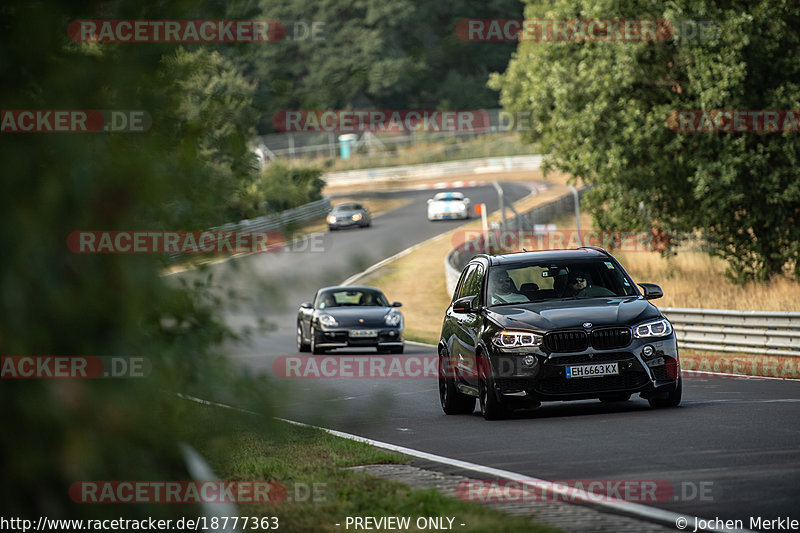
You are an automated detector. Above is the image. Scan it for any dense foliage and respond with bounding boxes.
[490,0,800,281]
[0,0,280,520]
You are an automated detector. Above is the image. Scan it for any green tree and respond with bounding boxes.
[0,0,279,520]
[231,161,324,219]
[490,0,800,281]
[236,0,524,133]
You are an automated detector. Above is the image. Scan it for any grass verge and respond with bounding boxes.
[191,404,561,533]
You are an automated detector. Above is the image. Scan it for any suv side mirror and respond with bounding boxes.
[391,301,402,307]
[452,295,477,313]
[300,302,313,309]
[638,283,663,300]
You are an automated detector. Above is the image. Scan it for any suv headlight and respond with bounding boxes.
[385,310,402,327]
[318,313,338,327]
[352,213,363,221]
[633,318,672,338]
[327,215,336,223]
[493,330,543,348]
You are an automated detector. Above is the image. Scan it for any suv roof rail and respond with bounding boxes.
[579,245,611,256]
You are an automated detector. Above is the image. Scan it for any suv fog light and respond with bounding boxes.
[523,355,536,367]
[642,345,655,358]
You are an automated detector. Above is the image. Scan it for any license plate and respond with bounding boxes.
[350,329,377,338]
[566,362,619,378]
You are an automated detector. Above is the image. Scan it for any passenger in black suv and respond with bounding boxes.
[438,247,681,420]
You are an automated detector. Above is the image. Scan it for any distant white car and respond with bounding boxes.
[427,192,471,221]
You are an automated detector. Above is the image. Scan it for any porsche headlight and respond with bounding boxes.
[351,213,363,221]
[327,215,336,224]
[385,310,402,327]
[318,313,338,327]
[492,330,543,348]
[633,318,672,338]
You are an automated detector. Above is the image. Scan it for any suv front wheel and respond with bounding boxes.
[648,377,682,408]
[479,358,507,420]
[438,350,475,415]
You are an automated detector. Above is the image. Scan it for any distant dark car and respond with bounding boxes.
[327,202,371,230]
[438,247,681,420]
[297,286,403,354]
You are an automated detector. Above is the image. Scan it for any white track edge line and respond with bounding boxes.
[276,417,749,533]
[176,393,750,532]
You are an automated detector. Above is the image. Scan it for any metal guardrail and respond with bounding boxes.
[212,198,331,233]
[661,307,800,357]
[324,155,542,188]
[167,198,331,262]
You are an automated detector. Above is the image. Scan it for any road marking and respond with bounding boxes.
[276,417,747,533]
[340,234,449,286]
[178,391,754,532]
[340,183,537,286]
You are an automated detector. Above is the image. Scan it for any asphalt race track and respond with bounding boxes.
[177,181,800,529]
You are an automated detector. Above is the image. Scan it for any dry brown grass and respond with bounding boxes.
[366,183,800,346]
[615,251,800,311]
[538,210,800,311]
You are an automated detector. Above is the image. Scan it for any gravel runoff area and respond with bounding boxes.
[348,463,681,533]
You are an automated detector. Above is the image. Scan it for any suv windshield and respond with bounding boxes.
[487,259,637,305]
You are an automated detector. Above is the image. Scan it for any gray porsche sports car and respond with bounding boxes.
[297,286,403,354]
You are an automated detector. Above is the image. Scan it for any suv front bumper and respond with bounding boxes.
[487,335,680,405]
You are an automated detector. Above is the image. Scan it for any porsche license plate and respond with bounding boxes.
[566,362,619,378]
[350,329,377,338]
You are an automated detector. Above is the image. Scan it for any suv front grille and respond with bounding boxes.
[550,352,633,365]
[537,372,649,395]
[591,327,632,350]
[544,331,588,353]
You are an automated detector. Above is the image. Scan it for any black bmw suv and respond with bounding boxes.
[438,247,681,420]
